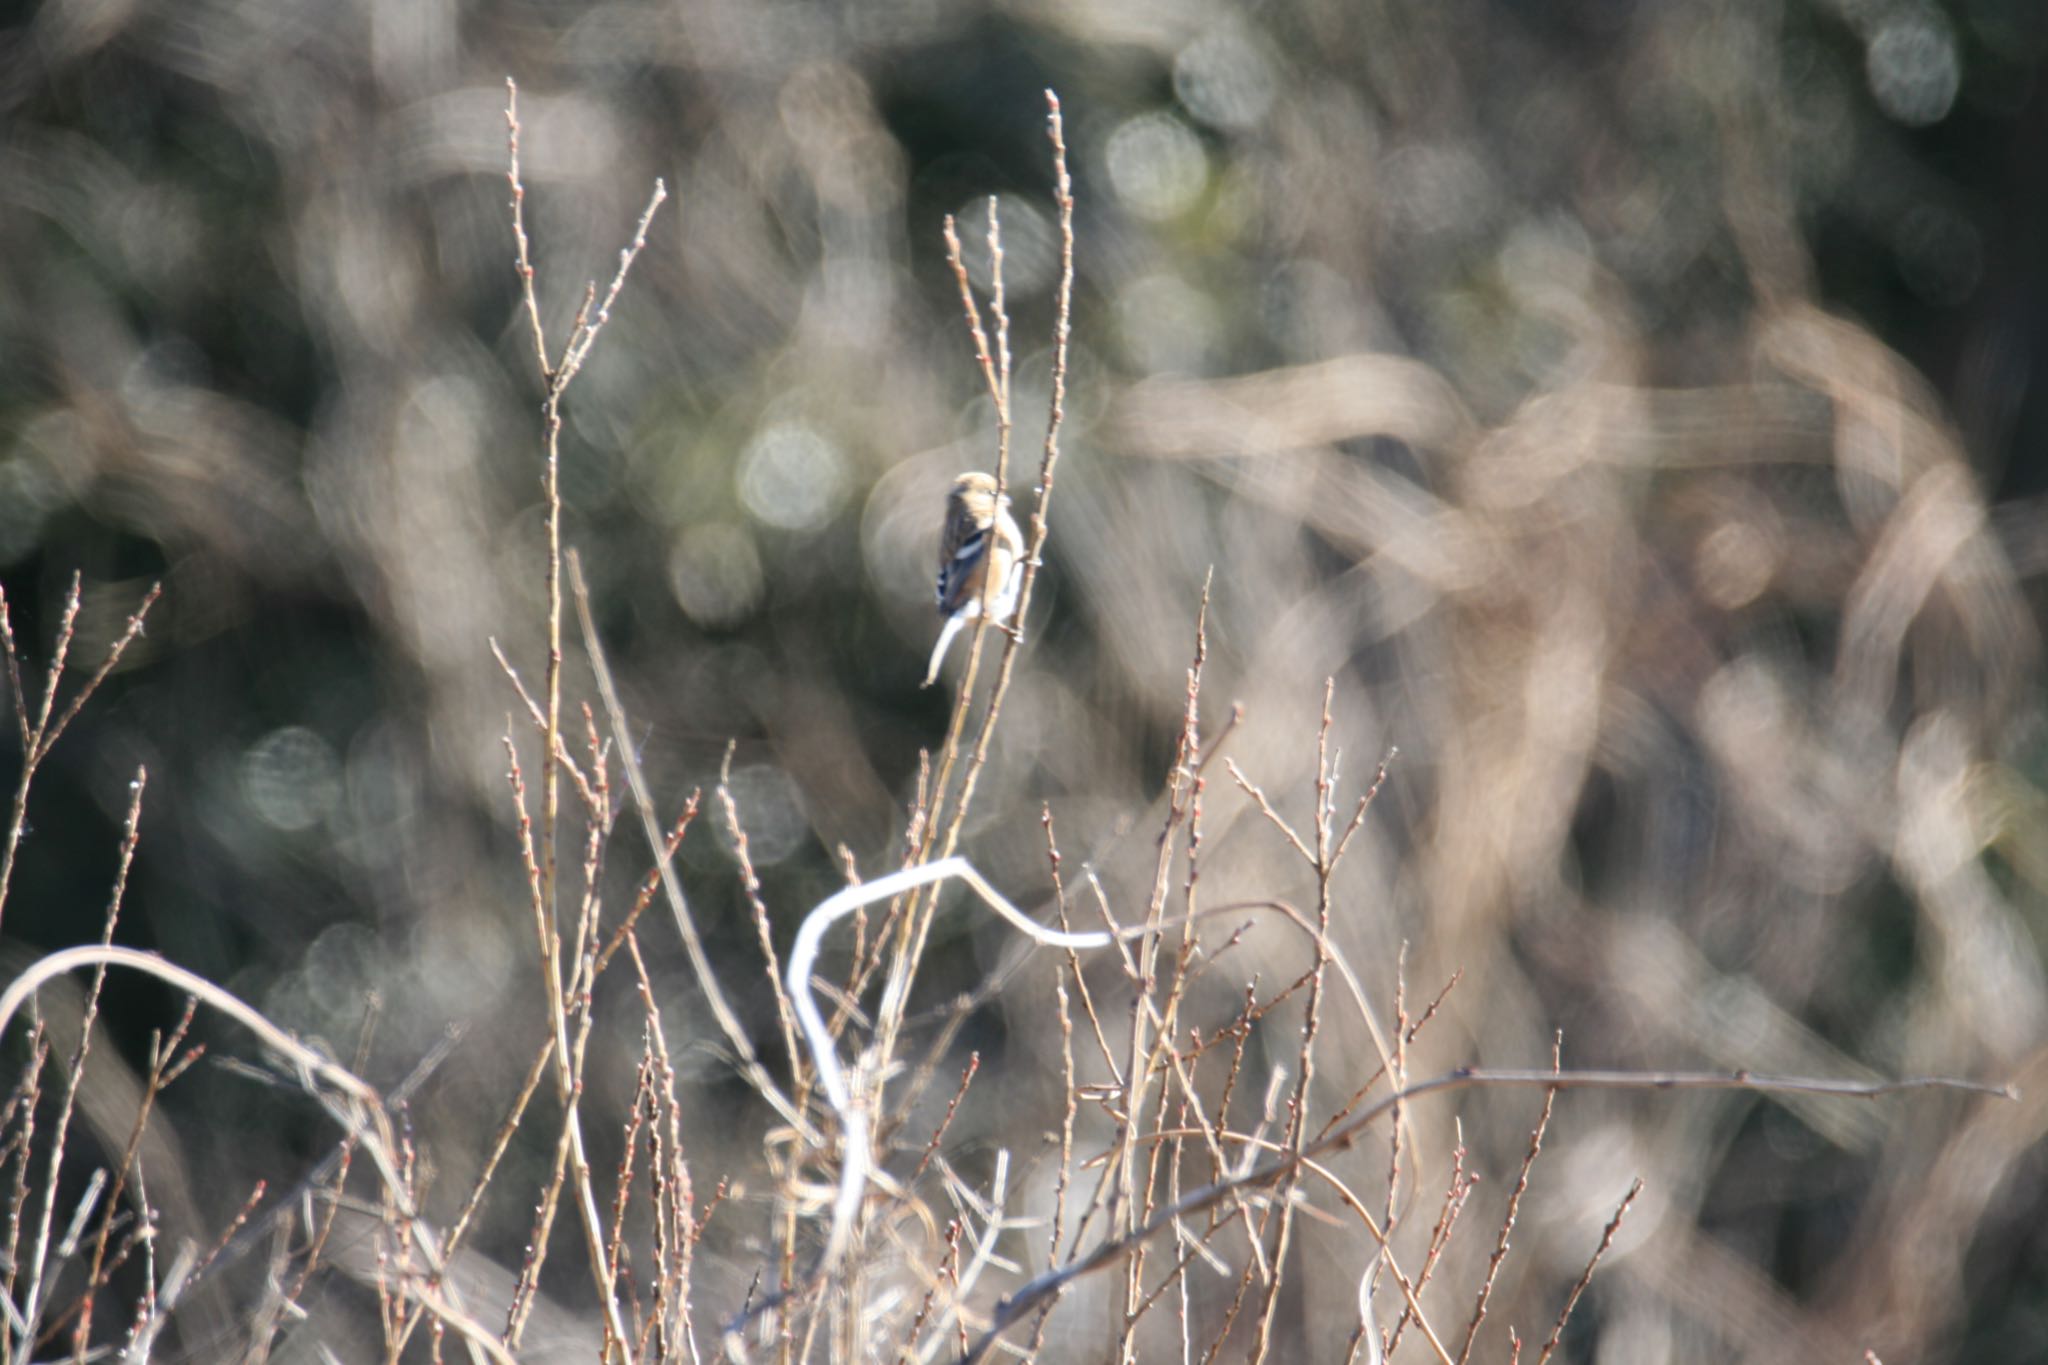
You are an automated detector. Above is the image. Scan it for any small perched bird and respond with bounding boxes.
[923,471,1025,687]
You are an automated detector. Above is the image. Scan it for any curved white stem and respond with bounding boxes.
[0,946,519,1365]
[786,856,1119,1268]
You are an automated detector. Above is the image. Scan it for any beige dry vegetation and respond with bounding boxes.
[0,7,2044,1365]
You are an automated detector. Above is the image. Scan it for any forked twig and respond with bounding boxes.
[502,76,665,1361]
[0,577,161,933]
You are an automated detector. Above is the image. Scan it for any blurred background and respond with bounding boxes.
[2,0,2046,1359]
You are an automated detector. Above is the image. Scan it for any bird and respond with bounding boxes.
[923,471,1025,687]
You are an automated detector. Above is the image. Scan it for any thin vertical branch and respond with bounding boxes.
[921,211,1008,862]
[67,770,155,1362]
[503,76,665,1363]
[1455,1036,1562,1365]
[1532,1179,1642,1365]
[505,79,553,380]
[0,588,29,756]
[18,763,149,1355]
[0,578,159,933]
[570,555,806,1134]
[1250,682,1344,1361]
[933,90,1075,858]
[819,91,1077,1307]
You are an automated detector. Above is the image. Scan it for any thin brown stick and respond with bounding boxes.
[36,584,161,767]
[502,78,666,1359]
[72,972,187,1361]
[0,586,29,755]
[1532,1178,1643,1365]
[823,92,1076,1314]
[488,637,594,809]
[928,91,1074,856]
[918,212,1003,849]
[1026,953,1079,1359]
[512,77,582,1352]
[281,1140,354,1320]
[592,793,702,979]
[569,553,807,1136]
[1317,970,1463,1145]
[601,1056,654,1363]
[717,767,804,1086]
[886,202,1015,1090]
[1250,683,1344,1362]
[1044,812,1120,1091]
[554,181,668,393]
[1455,1038,1561,1365]
[448,1033,556,1258]
[1,1017,48,1337]
[907,1054,981,1189]
[0,578,160,933]
[20,763,148,1354]
[505,79,552,379]
[1382,1129,1477,1360]
[627,936,699,1360]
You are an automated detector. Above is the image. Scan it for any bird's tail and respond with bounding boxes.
[921,612,968,688]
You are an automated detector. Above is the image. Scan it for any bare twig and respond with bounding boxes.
[19,766,149,1358]
[954,1065,2012,1363]
[1455,1037,1561,1365]
[0,946,521,1365]
[503,79,662,1359]
[0,577,160,932]
[568,553,807,1136]
[1533,1178,1643,1365]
